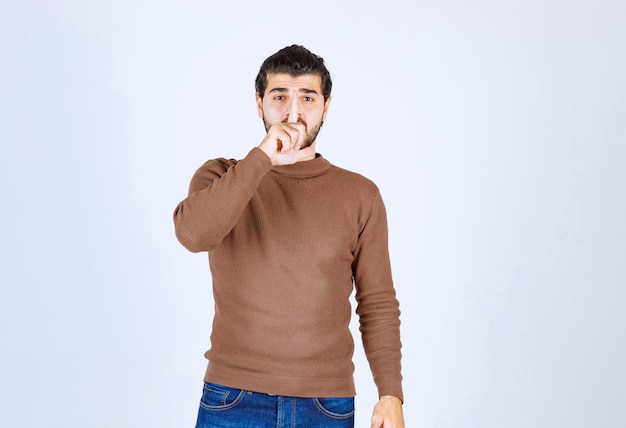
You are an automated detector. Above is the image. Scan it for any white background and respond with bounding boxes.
[2,0,625,427]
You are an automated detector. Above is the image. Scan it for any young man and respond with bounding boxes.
[174,45,404,428]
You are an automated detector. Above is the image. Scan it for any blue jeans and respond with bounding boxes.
[195,382,355,428]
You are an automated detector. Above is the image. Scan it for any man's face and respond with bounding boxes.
[256,73,331,149]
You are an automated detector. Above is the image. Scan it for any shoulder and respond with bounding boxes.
[187,157,239,193]
[196,157,239,173]
[195,148,271,178]
[326,162,380,197]
[191,156,241,181]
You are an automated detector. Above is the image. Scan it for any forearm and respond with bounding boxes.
[173,148,273,252]
[359,296,403,401]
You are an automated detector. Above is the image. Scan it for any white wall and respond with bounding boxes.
[2,0,625,427]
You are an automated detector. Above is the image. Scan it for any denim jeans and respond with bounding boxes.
[195,382,355,428]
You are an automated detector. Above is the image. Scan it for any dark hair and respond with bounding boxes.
[255,45,332,102]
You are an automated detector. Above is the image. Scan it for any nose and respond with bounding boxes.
[287,90,299,123]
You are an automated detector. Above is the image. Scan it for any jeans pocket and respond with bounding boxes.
[199,382,246,410]
[313,397,355,419]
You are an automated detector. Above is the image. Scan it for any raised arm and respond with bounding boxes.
[173,96,315,253]
[173,148,272,252]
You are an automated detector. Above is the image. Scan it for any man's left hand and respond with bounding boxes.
[370,395,404,428]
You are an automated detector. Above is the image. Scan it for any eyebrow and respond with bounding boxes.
[268,88,320,95]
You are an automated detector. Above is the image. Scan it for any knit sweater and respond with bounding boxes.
[173,147,403,401]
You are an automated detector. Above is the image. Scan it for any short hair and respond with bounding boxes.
[255,45,332,102]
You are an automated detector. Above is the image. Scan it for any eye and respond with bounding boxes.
[274,95,286,101]
[303,96,314,102]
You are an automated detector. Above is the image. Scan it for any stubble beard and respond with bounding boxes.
[263,117,324,149]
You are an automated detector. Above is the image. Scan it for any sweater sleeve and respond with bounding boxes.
[352,190,404,402]
[173,148,273,252]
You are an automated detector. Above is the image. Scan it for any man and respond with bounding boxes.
[173,44,404,428]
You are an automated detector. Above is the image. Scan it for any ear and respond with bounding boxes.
[322,95,332,122]
[255,93,264,119]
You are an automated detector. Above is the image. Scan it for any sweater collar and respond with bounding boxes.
[271,153,330,178]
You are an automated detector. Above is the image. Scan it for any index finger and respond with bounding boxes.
[288,90,298,123]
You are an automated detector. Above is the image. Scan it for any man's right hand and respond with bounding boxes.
[258,90,315,165]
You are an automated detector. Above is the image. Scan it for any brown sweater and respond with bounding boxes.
[173,148,403,401]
